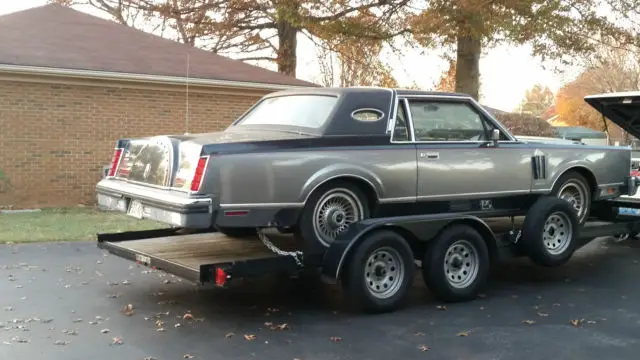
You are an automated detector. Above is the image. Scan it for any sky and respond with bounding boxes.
[0,0,581,112]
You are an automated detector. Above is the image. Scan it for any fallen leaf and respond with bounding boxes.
[63,329,78,335]
[4,306,13,311]
[522,320,535,325]
[587,320,597,324]
[183,313,194,321]
[537,312,549,317]
[11,336,29,343]
[174,323,182,328]
[156,320,164,328]
[225,332,235,339]
[570,319,584,327]
[183,355,195,359]
[122,280,131,285]
[111,337,124,345]
[456,331,470,337]
[436,305,447,311]
[101,329,110,334]
[121,304,135,316]
[418,344,431,352]
[414,332,425,336]
[330,336,342,342]
[143,357,157,360]
[156,328,165,332]
[72,318,83,323]
[53,340,68,346]
[244,334,256,341]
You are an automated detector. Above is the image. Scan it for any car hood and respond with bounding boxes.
[168,127,315,146]
[584,91,640,139]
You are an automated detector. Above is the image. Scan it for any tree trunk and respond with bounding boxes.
[455,35,481,100]
[276,20,297,76]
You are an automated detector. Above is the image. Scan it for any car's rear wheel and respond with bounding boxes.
[551,171,591,224]
[295,180,370,248]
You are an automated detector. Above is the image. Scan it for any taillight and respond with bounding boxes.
[190,156,209,192]
[107,148,124,177]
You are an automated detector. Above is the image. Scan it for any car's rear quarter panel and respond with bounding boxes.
[205,145,417,206]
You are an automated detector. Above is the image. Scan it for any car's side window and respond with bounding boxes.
[391,100,410,142]
[407,100,494,142]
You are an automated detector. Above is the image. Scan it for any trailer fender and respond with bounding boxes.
[320,213,497,284]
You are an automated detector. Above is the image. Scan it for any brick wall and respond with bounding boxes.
[0,77,270,209]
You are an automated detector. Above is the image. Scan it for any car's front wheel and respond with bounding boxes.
[295,180,370,248]
[551,171,592,224]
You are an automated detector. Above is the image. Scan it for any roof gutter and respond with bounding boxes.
[0,63,315,90]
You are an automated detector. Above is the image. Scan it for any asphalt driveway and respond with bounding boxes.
[1,237,640,360]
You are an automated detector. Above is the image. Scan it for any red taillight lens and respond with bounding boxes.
[107,148,123,177]
[215,268,227,286]
[190,156,209,191]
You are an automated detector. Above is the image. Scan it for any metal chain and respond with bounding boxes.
[257,229,304,267]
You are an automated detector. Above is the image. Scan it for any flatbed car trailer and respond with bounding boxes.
[97,196,640,314]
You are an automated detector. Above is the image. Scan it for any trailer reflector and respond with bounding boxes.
[215,268,228,286]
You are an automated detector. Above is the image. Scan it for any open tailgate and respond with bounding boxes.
[584,91,640,139]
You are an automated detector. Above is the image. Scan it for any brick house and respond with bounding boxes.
[0,4,315,209]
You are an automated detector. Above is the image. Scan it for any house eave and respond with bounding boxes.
[0,63,313,90]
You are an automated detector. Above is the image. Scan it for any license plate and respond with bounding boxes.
[127,200,144,219]
[135,254,151,265]
[618,207,640,216]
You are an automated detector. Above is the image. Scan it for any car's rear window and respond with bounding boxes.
[235,95,338,129]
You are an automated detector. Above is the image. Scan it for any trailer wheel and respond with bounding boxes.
[341,229,414,313]
[521,196,579,267]
[422,224,490,302]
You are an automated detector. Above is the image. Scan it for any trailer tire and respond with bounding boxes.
[521,196,579,267]
[341,229,414,313]
[422,224,490,302]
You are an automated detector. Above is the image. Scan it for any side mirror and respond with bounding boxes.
[491,128,500,141]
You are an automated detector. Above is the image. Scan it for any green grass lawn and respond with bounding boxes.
[0,207,166,244]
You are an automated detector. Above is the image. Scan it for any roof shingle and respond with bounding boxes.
[0,4,316,88]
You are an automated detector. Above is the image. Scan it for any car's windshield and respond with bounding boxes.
[235,94,338,129]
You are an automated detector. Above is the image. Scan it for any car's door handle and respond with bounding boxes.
[420,152,439,160]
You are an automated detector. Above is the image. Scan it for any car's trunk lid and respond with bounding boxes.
[112,128,313,190]
[584,91,640,140]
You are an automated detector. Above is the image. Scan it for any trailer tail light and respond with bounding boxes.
[215,268,228,286]
[190,156,209,192]
[107,148,124,177]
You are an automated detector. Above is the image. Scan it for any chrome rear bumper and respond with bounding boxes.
[96,179,214,228]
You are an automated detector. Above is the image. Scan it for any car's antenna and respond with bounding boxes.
[184,53,190,135]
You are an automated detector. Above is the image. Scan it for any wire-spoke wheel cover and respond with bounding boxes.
[312,188,364,246]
